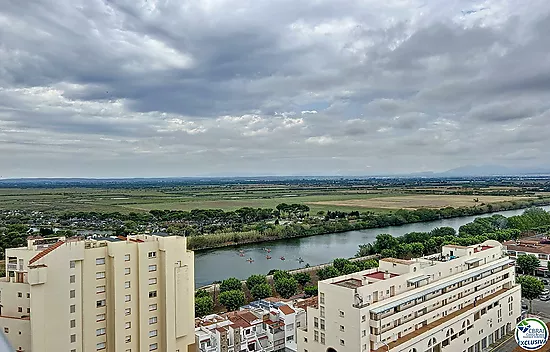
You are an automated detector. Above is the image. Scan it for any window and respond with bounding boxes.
[125,281,131,289]
[26,293,30,298]
[70,319,76,328]
[70,290,76,298]
[27,308,30,313]
[321,333,325,345]
[149,303,157,311]
[125,336,131,343]
[96,286,105,294]
[96,328,106,336]
[97,299,106,308]
[314,331,319,342]
[125,322,131,329]
[314,317,319,328]
[149,278,157,285]
[149,291,157,298]
[70,275,75,283]
[125,294,131,302]
[287,336,294,341]
[96,258,105,265]
[125,308,131,316]
[70,334,76,343]
[96,314,105,322]
[149,343,158,351]
[320,306,325,318]
[96,272,105,279]
[320,319,325,330]
[148,265,157,272]
[362,330,366,337]
[340,339,345,346]
[148,251,156,258]
[70,304,76,313]
[320,293,325,304]
[70,260,76,269]
[3,328,8,333]
[149,330,158,338]
[97,342,106,350]
[340,325,345,332]
[339,310,345,317]
[18,307,22,313]
[362,315,366,322]
[124,254,130,261]
[17,292,22,298]
[149,316,157,325]
[124,268,131,275]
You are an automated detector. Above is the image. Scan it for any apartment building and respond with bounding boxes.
[504,236,550,277]
[0,233,195,352]
[298,240,521,352]
[195,299,308,352]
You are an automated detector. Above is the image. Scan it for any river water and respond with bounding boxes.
[194,205,550,287]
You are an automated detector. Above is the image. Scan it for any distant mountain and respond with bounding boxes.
[438,165,550,177]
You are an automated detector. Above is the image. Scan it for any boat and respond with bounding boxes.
[266,248,271,253]
[246,258,254,263]
[266,255,272,260]
[280,256,285,261]
[239,253,245,257]
[297,257,304,263]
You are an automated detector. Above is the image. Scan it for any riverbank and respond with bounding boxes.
[188,198,550,251]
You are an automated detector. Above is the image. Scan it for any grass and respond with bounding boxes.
[0,186,536,214]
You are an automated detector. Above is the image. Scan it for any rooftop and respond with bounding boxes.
[278,305,295,315]
[333,278,362,289]
[364,271,400,280]
[504,240,550,255]
[474,245,492,253]
[28,240,64,265]
[379,258,414,265]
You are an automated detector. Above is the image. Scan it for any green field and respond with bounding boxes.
[0,185,537,214]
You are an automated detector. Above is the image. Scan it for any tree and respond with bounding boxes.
[293,272,311,286]
[333,258,351,272]
[516,255,540,275]
[195,296,214,317]
[516,276,544,312]
[273,270,291,281]
[195,289,210,298]
[317,266,340,280]
[374,234,399,252]
[219,290,246,311]
[220,277,242,293]
[274,277,298,299]
[341,263,360,275]
[251,283,273,300]
[246,274,267,290]
[380,249,397,258]
[304,285,318,296]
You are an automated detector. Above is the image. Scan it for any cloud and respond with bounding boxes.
[1,0,550,177]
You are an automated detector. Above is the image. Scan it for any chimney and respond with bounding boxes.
[384,270,390,279]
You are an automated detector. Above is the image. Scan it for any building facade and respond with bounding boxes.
[195,299,307,352]
[504,237,550,277]
[298,240,521,352]
[0,233,195,352]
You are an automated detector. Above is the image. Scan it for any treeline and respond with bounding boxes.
[355,207,550,260]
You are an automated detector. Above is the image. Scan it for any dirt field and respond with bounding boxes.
[307,195,533,210]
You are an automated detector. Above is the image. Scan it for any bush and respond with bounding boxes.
[219,290,246,311]
[317,266,340,280]
[220,277,242,293]
[251,283,273,300]
[304,285,318,297]
[273,270,291,281]
[195,289,210,298]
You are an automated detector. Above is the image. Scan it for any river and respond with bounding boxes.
[194,205,550,287]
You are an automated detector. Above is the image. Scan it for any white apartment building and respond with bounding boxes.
[298,240,521,352]
[195,299,307,352]
[0,233,195,352]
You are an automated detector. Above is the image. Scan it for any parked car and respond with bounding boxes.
[541,279,549,285]
[539,295,550,301]
[540,289,550,295]
[522,303,529,309]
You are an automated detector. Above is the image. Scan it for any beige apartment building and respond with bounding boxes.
[0,233,195,352]
[298,240,521,352]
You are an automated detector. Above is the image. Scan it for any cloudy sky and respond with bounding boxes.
[1,0,550,177]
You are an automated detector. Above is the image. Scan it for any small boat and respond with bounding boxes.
[246,258,254,263]
[280,256,285,261]
[297,257,304,263]
[266,248,271,253]
[266,255,272,260]
[239,253,245,257]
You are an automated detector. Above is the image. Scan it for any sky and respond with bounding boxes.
[1,0,550,177]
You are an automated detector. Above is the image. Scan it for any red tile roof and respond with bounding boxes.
[294,296,318,310]
[279,305,295,315]
[474,245,492,253]
[28,241,65,264]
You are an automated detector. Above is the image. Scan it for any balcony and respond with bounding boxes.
[371,288,512,352]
